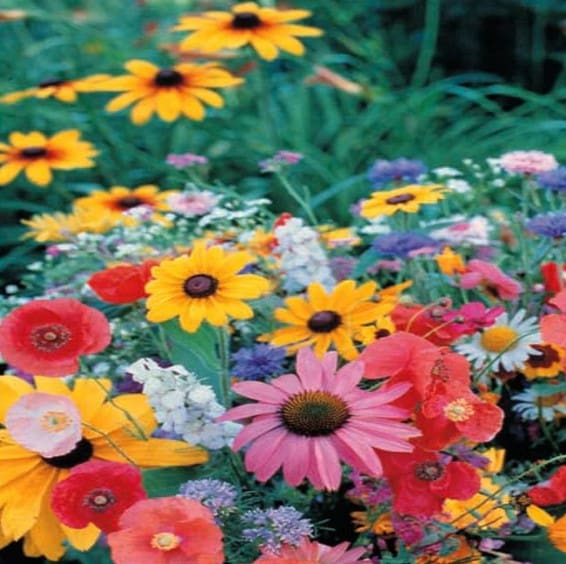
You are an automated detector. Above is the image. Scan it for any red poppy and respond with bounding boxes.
[51,460,147,533]
[88,260,158,304]
[541,289,566,349]
[541,262,566,294]
[0,298,111,376]
[529,466,566,506]
[107,497,224,564]
[380,448,480,517]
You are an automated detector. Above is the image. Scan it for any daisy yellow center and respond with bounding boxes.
[117,195,145,209]
[151,532,181,551]
[480,326,519,353]
[39,410,72,432]
[183,274,218,298]
[385,193,415,205]
[20,146,47,159]
[31,324,71,351]
[444,398,475,422]
[231,12,261,29]
[39,78,66,88]
[154,69,184,87]
[307,310,342,333]
[280,390,350,436]
[414,461,444,481]
[84,488,116,511]
[42,437,93,468]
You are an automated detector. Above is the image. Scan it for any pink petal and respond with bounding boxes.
[549,289,566,312]
[252,432,289,482]
[245,427,286,476]
[270,373,302,395]
[232,416,282,451]
[232,381,287,404]
[331,361,363,396]
[345,382,411,408]
[320,350,338,378]
[311,437,342,490]
[296,347,323,389]
[354,405,411,420]
[217,402,277,423]
[347,419,420,442]
[332,430,383,477]
[282,435,311,486]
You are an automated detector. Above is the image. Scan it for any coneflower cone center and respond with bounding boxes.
[307,310,342,333]
[42,437,93,468]
[117,196,145,209]
[183,274,218,298]
[154,69,184,87]
[21,146,47,159]
[280,391,350,436]
[480,326,519,353]
[231,12,262,29]
[386,193,415,205]
[414,461,444,481]
[31,323,71,351]
[84,488,116,511]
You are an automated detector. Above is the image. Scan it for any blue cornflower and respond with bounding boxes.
[367,158,427,188]
[526,213,566,239]
[372,231,439,258]
[536,166,566,192]
[178,479,237,517]
[231,343,287,380]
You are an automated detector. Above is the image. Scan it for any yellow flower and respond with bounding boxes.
[351,510,393,534]
[0,130,98,187]
[436,247,465,275]
[527,506,566,553]
[0,75,111,104]
[319,226,361,248]
[355,316,396,345]
[414,535,481,564]
[268,280,389,360]
[521,343,565,380]
[0,376,207,560]
[360,184,447,219]
[173,1,323,61]
[146,241,269,333]
[99,59,243,125]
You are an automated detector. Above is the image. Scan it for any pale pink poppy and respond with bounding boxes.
[218,347,419,491]
[541,289,566,349]
[5,391,82,457]
[459,259,522,300]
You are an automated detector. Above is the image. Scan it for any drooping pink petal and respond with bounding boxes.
[331,361,364,395]
[217,402,277,423]
[232,380,287,404]
[295,346,323,389]
[311,437,342,490]
[282,435,311,486]
[269,373,302,395]
[232,415,282,451]
[332,430,383,477]
[320,350,338,379]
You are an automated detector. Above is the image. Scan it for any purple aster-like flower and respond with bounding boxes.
[526,213,566,239]
[178,479,237,517]
[367,158,427,188]
[242,506,313,552]
[231,343,287,380]
[330,256,357,280]
[536,166,566,192]
[372,231,439,258]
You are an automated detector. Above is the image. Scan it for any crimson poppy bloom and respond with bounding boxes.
[0,298,111,376]
[88,260,159,304]
[51,460,147,533]
[529,466,566,506]
[380,448,480,517]
[541,289,566,349]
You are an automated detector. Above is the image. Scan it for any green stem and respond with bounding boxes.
[275,171,318,224]
[411,0,441,88]
[217,327,231,408]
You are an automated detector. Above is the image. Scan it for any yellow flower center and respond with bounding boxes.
[151,532,181,551]
[480,326,519,353]
[444,398,475,422]
[280,390,350,436]
[39,410,72,432]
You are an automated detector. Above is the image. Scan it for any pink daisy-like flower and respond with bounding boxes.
[499,150,558,175]
[459,259,522,301]
[254,536,371,563]
[166,190,219,217]
[5,391,82,458]
[218,347,420,491]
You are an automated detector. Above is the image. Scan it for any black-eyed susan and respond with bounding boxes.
[0,376,207,560]
[0,130,98,187]
[173,1,323,61]
[521,343,565,379]
[0,74,111,104]
[360,184,447,219]
[99,59,243,125]
[268,279,389,360]
[145,241,269,332]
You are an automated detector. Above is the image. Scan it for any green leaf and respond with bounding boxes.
[352,248,380,278]
[142,467,196,498]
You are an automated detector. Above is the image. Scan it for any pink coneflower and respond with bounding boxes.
[499,150,558,175]
[218,347,419,491]
[166,190,219,216]
[459,259,523,301]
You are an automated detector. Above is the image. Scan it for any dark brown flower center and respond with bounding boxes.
[39,78,66,88]
[183,274,218,298]
[83,488,116,511]
[42,438,93,468]
[231,11,262,29]
[20,146,47,159]
[527,344,560,368]
[31,324,71,352]
[307,310,342,333]
[117,196,145,209]
[154,69,184,87]
[414,461,444,481]
[280,390,350,436]
[385,193,415,205]
[375,328,391,339]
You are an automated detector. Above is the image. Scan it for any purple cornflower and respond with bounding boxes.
[115,372,144,394]
[526,213,566,239]
[372,231,439,258]
[536,166,566,192]
[231,344,287,380]
[178,479,237,517]
[347,471,393,506]
[330,256,357,280]
[166,153,208,169]
[242,506,313,552]
[367,158,427,188]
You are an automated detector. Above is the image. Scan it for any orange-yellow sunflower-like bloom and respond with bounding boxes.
[268,280,390,360]
[173,2,323,61]
[0,130,98,187]
[99,59,243,125]
[360,184,448,219]
[146,241,270,333]
[0,376,207,561]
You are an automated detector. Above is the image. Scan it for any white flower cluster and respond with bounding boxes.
[273,217,336,292]
[128,358,241,450]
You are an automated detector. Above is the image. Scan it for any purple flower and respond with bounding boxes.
[536,166,566,192]
[178,479,237,517]
[115,373,144,394]
[367,158,427,188]
[372,231,439,258]
[330,256,356,280]
[166,153,208,169]
[259,150,304,173]
[231,344,286,380]
[526,213,566,239]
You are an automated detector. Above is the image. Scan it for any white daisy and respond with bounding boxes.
[512,387,566,422]
[456,310,541,372]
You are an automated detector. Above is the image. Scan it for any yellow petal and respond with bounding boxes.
[527,505,555,527]
[156,89,182,121]
[25,161,52,186]
[0,161,23,185]
[61,522,100,551]
[130,97,156,125]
